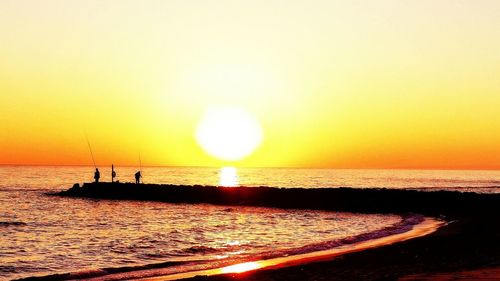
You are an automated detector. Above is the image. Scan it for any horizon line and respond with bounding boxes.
[0,163,499,172]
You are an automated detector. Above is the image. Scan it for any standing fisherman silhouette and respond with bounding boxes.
[111,164,116,183]
[94,168,100,183]
[135,171,142,184]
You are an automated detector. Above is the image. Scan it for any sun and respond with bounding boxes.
[195,107,263,161]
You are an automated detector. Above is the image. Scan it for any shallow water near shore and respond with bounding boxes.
[1,166,499,280]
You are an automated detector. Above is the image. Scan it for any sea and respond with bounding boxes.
[1,166,499,280]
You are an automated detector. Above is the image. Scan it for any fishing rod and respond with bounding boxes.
[139,152,143,174]
[85,133,97,169]
[138,152,143,184]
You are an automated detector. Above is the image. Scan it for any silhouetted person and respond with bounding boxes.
[94,168,100,183]
[135,171,142,184]
[111,164,116,183]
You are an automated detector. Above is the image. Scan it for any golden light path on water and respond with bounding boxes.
[137,218,444,281]
[219,167,239,187]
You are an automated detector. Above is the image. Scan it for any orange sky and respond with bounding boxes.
[1,0,499,169]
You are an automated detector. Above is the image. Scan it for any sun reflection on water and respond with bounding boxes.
[219,261,262,273]
[219,167,239,187]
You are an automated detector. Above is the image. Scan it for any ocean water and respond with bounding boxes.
[0,166,499,280]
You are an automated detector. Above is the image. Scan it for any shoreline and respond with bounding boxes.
[127,218,443,281]
[185,216,500,281]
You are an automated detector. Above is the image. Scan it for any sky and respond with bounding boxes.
[1,0,499,169]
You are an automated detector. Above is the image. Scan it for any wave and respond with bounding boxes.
[421,179,500,185]
[177,245,221,255]
[0,221,27,227]
[248,214,424,260]
[174,243,248,256]
[412,185,500,190]
[361,177,500,185]
[13,261,189,281]
[0,188,56,192]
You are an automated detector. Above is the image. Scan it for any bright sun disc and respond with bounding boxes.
[195,107,263,161]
